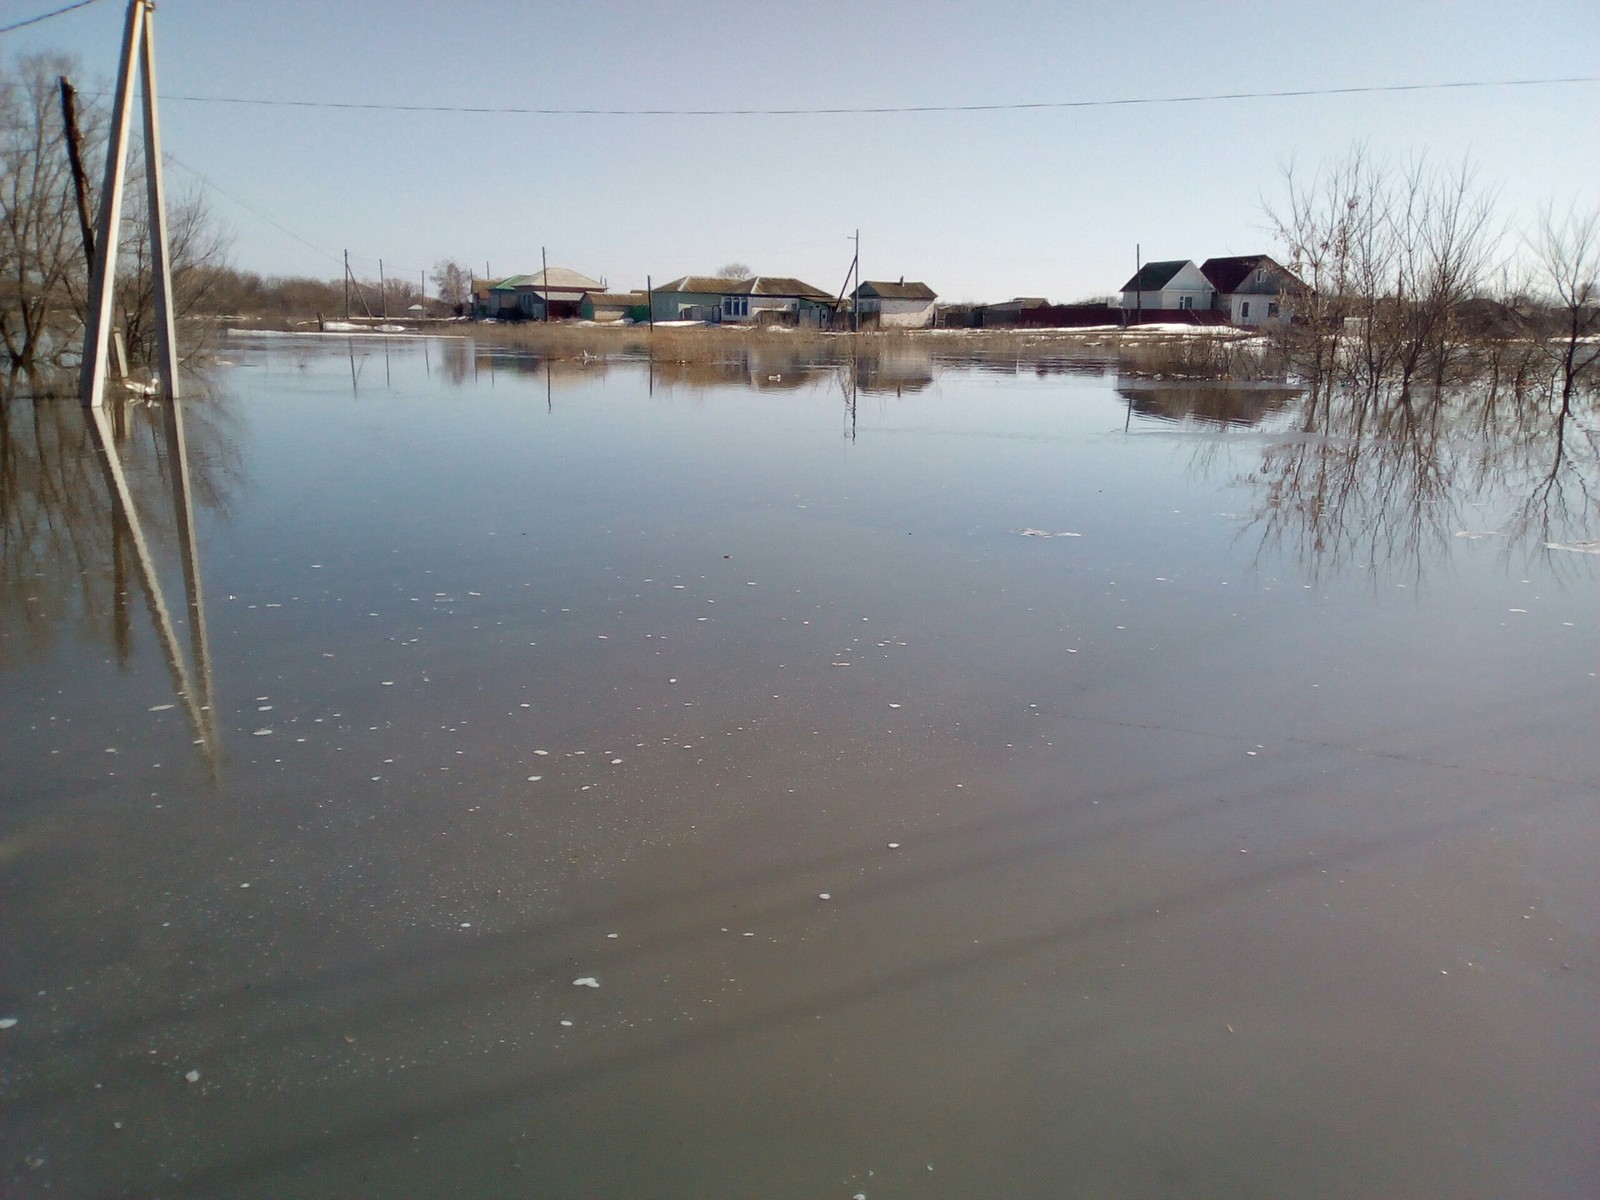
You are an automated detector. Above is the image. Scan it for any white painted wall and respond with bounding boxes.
[863,298,935,328]
[1117,261,1213,311]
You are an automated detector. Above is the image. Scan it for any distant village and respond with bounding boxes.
[466,255,1307,331]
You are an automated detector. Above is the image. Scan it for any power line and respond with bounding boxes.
[162,154,344,265]
[0,0,103,36]
[156,75,1600,118]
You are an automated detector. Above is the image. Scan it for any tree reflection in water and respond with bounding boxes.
[1130,366,1598,581]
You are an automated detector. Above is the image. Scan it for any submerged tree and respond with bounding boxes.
[0,51,230,376]
[0,54,87,372]
[1531,203,1600,410]
[1265,146,1501,401]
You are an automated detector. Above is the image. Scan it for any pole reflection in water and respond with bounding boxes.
[83,394,221,776]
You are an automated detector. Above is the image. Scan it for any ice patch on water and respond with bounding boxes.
[573,977,599,988]
[1015,528,1082,539]
[1545,540,1600,554]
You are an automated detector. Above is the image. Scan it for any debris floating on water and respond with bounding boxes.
[573,977,599,988]
[184,1070,200,1083]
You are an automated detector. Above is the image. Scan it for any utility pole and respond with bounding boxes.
[854,229,861,333]
[541,245,550,322]
[647,274,654,330]
[60,76,126,379]
[58,79,96,265]
[344,250,351,319]
[379,258,387,319]
[1135,243,1142,328]
[79,0,179,407]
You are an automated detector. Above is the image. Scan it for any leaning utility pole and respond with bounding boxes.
[379,259,387,319]
[57,79,97,264]
[344,250,351,319]
[79,0,179,408]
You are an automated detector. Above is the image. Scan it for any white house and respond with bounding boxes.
[650,276,836,326]
[1116,260,1214,313]
[854,279,937,329]
[1199,255,1304,326]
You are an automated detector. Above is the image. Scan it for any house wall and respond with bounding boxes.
[1117,262,1214,313]
[1224,293,1288,326]
[864,298,935,328]
[1121,286,1214,311]
[650,290,723,322]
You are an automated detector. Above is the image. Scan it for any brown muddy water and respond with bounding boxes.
[2,336,1596,1198]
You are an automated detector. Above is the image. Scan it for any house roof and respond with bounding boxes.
[858,280,937,301]
[1120,260,1195,292]
[489,274,536,292]
[1200,255,1307,296]
[655,275,832,300]
[584,291,644,306]
[491,268,605,294]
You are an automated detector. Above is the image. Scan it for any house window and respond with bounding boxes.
[1178,295,1192,310]
[1241,301,1251,319]
[1268,302,1279,318]
[721,295,749,319]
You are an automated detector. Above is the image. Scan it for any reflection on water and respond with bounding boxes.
[1239,377,1596,580]
[1116,379,1302,428]
[1,341,1595,1199]
[1,384,234,772]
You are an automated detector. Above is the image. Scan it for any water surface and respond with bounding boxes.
[2,337,1595,1198]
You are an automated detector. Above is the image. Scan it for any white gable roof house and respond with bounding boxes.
[1199,255,1306,326]
[1116,260,1214,313]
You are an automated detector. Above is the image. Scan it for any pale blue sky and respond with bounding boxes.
[7,0,1598,301]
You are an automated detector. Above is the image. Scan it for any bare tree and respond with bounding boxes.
[715,262,752,280]
[430,259,471,312]
[0,54,89,372]
[1265,147,1500,401]
[1531,203,1600,410]
[116,177,231,364]
[0,51,230,377]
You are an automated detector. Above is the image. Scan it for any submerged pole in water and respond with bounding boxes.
[80,0,178,407]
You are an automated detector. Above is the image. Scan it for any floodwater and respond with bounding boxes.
[2,336,1596,1199]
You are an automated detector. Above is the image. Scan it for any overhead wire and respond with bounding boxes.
[0,0,103,37]
[155,75,1600,118]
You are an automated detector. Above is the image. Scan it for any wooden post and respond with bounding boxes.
[541,246,550,322]
[647,274,654,329]
[58,79,97,267]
